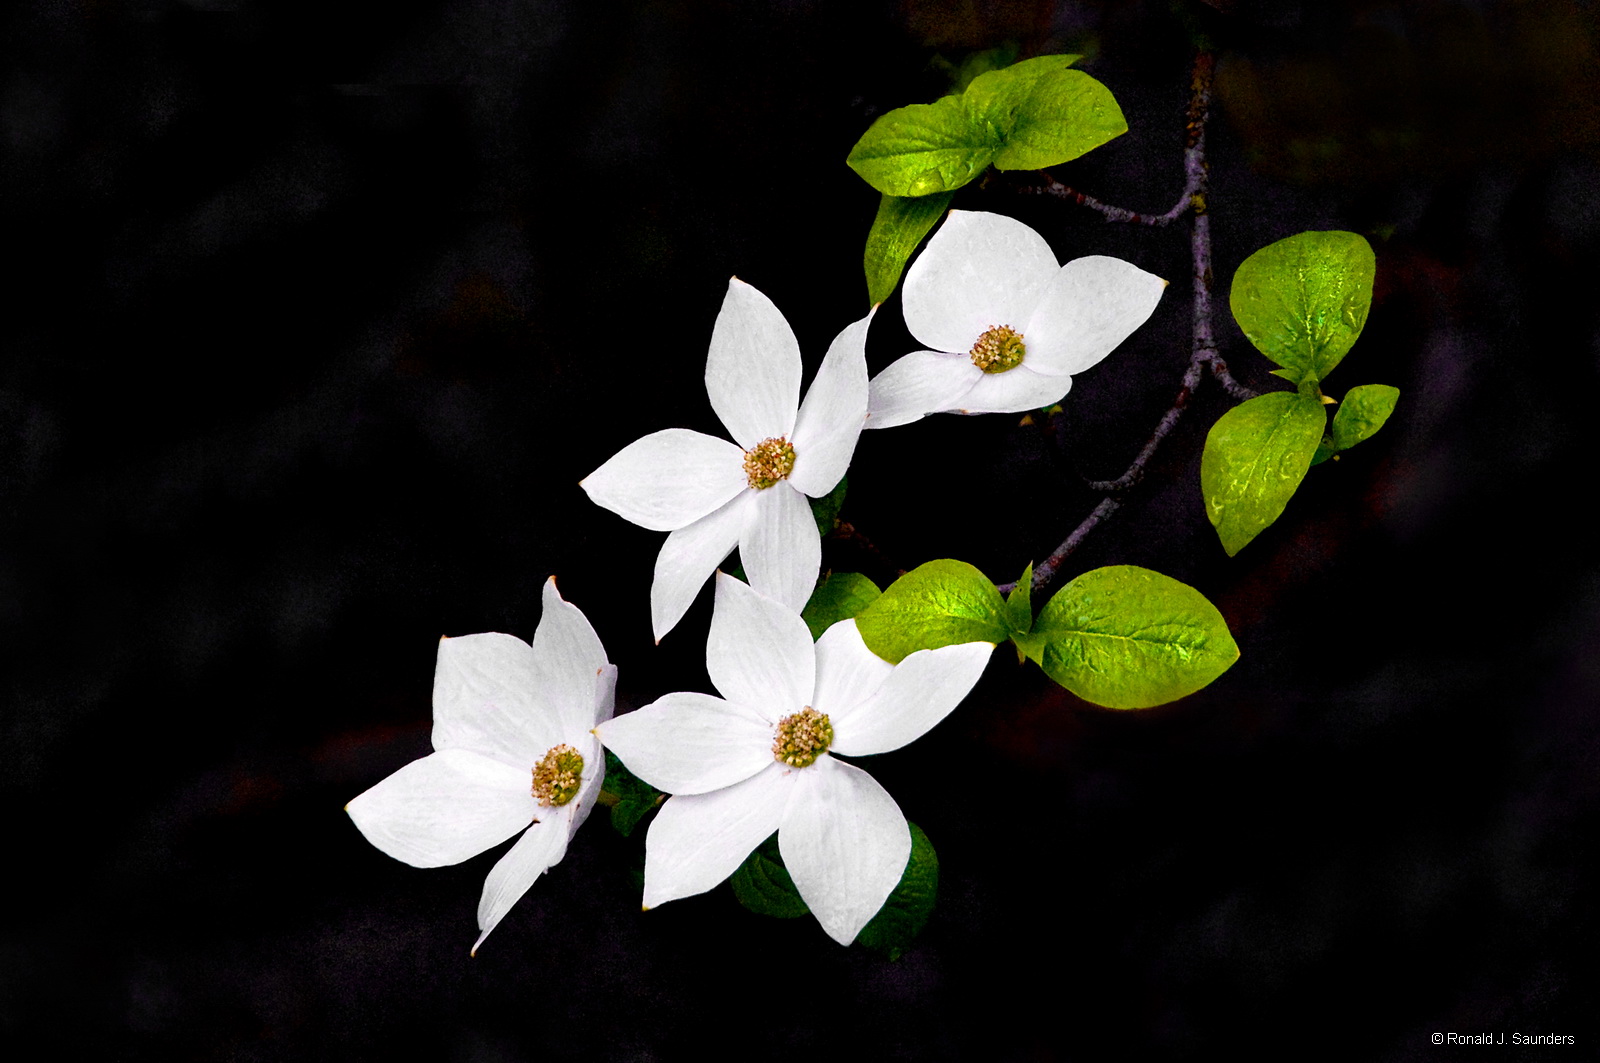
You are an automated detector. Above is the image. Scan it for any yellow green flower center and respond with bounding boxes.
[772,707,833,768]
[532,744,584,807]
[970,325,1027,374]
[743,436,796,490]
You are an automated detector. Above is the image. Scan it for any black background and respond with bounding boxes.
[6,1,1598,1059]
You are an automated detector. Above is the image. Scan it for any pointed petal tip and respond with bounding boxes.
[641,904,652,913]
[1161,277,1171,287]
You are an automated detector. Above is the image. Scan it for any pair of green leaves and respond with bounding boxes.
[731,823,939,960]
[847,54,1126,197]
[1202,231,1400,555]
[848,54,1128,305]
[806,560,1238,710]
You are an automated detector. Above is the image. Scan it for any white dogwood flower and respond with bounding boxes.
[595,573,993,945]
[867,210,1167,427]
[581,279,874,642]
[346,577,616,955]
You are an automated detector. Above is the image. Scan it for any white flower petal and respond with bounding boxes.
[346,749,535,868]
[811,619,893,717]
[595,691,773,795]
[581,428,747,532]
[650,492,752,643]
[432,633,556,768]
[865,351,981,429]
[1022,255,1167,377]
[707,571,815,714]
[780,757,910,945]
[901,210,1059,354]
[642,763,793,909]
[531,577,611,740]
[592,663,618,726]
[789,309,874,497]
[945,365,1074,415]
[706,278,802,450]
[740,484,822,613]
[471,811,571,955]
[566,732,607,837]
[829,641,994,756]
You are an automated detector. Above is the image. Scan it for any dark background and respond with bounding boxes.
[6,0,1597,1059]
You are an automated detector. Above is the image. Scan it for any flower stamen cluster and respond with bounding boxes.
[743,436,797,490]
[532,743,585,807]
[772,706,833,768]
[970,325,1027,374]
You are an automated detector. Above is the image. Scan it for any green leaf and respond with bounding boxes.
[809,476,848,536]
[1005,562,1034,637]
[962,53,1078,127]
[1329,384,1400,451]
[854,559,1010,664]
[846,94,1001,197]
[1229,230,1375,384]
[865,191,954,306]
[801,572,882,640]
[730,834,809,919]
[603,751,663,838]
[1201,391,1328,556]
[965,57,1127,171]
[1031,566,1239,709]
[856,822,939,960]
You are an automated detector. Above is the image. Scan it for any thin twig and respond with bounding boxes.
[1083,357,1205,492]
[1021,169,1199,227]
[1020,52,1250,593]
[997,498,1122,595]
[1208,356,1256,402]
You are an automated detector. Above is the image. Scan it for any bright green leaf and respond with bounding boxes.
[1230,230,1375,384]
[846,94,1001,197]
[855,559,1009,664]
[809,476,848,536]
[965,57,1127,172]
[730,834,809,919]
[865,191,954,306]
[1031,566,1239,709]
[856,822,939,960]
[962,53,1079,126]
[801,571,882,640]
[1005,562,1034,637]
[1329,384,1400,451]
[1013,630,1046,667]
[1201,391,1327,556]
